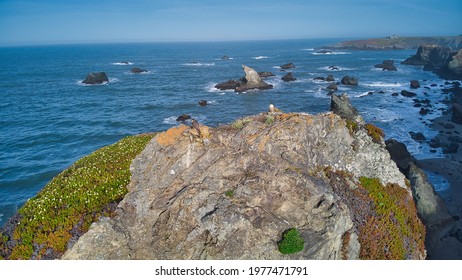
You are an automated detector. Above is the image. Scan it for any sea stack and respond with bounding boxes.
[82,72,109,85]
[235,65,273,92]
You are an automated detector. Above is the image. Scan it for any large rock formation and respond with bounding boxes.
[401,44,452,68]
[82,72,109,85]
[374,60,397,71]
[330,93,359,121]
[385,139,454,255]
[215,65,273,92]
[441,49,462,79]
[63,111,424,260]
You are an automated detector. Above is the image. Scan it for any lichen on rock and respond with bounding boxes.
[62,112,423,260]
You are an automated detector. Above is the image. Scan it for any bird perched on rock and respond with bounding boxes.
[191,119,201,136]
[269,104,275,113]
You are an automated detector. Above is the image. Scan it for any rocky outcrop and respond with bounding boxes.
[410,80,420,89]
[401,90,417,97]
[385,139,454,254]
[330,36,462,50]
[453,103,462,124]
[280,63,295,69]
[236,65,273,92]
[258,72,275,78]
[330,93,359,120]
[281,72,296,82]
[215,65,273,92]
[63,111,423,260]
[130,67,148,74]
[401,44,452,68]
[374,60,397,71]
[340,76,358,86]
[440,49,462,79]
[215,80,242,90]
[82,72,109,85]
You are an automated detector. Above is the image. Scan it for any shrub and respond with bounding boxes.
[2,133,154,259]
[278,228,305,254]
[231,118,252,129]
[365,123,384,144]
[345,119,359,136]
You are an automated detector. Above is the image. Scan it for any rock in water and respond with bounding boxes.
[441,49,462,79]
[401,44,452,67]
[130,67,148,74]
[82,72,109,85]
[330,93,359,120]
[374,60,397,71]
[340,76,358,86]
[281,72,296,82]
[410,80,420,89]
[280,62,295,69]
[63,112,424,260]
[235,65,273,92]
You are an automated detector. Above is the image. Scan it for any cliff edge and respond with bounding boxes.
[63,111,425,260]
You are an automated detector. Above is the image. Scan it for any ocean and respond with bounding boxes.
[0,39,455,225]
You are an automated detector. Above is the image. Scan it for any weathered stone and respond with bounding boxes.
[330,93,358,120]
[402,44,452,67]
[258,72,275,78]
[82,72,109,85]
[63,112,417,260]
[341,76,358,86]
[176,114,191,122]
[280,63,295,69]
[374,60,397,71]
[130,67,148,74]
[281,72,296,82]
[235,65,273,92]
[401,90,417,97]
[410,80,420,89]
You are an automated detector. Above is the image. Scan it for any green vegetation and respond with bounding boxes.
[225,190,234,198]
[231,118,252,129]
[2,133,154,259]
[365,123,384,144]
[278,228,305,254]
[358,177,425,259]
[345,119,359,136]
[264,115,275,125]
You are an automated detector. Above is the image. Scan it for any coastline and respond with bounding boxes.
[419,112,462,259]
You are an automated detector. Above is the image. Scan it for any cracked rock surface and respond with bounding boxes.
[63,112,410,259]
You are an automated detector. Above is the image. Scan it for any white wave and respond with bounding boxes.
[252,56,268,60]
[205,83,232,94]
[76,80,109,86]
[76,77,118,86]
[303,48,314,51]
[312,51,351,55]
[318,66,355,71]
[163,116,179,125]
[305,86,330,99]
[112,62,134,65]
[183,62,215,66]
[128,70,153,75]
[354,92,373,98]
[364,82,403,87]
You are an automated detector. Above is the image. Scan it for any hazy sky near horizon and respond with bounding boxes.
[0,0,461,46]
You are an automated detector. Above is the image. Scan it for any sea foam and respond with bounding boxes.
[112,62,134,65]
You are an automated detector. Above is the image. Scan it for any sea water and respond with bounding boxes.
[0,39,456,225]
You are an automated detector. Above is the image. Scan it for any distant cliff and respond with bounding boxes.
[63,110,425,260]
[330,36,462,50]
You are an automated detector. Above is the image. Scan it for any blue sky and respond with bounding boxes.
[0,0,461,46]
